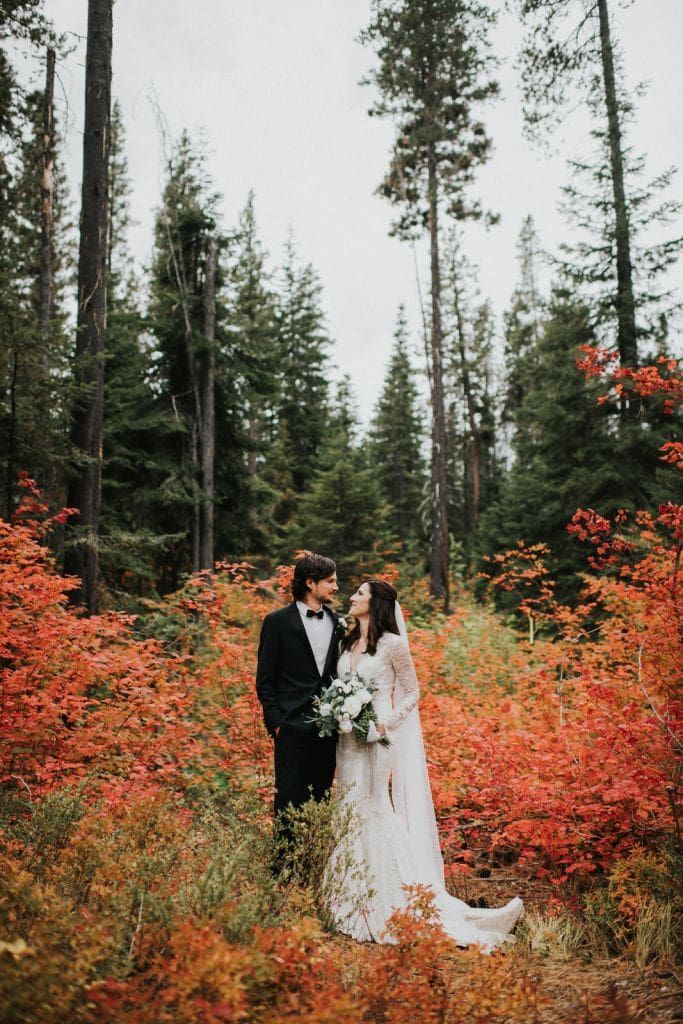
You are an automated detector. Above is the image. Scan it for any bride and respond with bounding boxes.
[328,578,524,952]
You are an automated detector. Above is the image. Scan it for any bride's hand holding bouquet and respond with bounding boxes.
[308,670,391,747]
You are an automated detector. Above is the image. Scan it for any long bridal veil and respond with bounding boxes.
[391,601,524,943]
[391,601,445,889]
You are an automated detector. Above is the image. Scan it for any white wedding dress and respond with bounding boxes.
[329,632,524,953]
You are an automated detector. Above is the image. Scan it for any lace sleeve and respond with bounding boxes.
[385,635,420,731]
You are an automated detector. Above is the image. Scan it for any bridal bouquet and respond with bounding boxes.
[309,670,391,747]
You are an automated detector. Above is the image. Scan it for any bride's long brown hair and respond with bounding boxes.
[341,579,399,657]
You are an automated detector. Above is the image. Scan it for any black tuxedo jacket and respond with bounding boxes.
[255,602,342,737]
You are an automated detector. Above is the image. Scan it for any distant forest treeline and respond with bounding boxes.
[0,0,681,614]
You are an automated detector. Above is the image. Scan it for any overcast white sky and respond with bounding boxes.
[15,1,683,417]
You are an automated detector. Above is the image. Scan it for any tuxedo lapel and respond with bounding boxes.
[321,608,340,680]
[287,602,321,677]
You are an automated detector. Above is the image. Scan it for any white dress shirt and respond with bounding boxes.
[296,600,334,676]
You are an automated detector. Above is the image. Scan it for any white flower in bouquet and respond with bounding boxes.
[306,669,390,747]
[342,694,363,718]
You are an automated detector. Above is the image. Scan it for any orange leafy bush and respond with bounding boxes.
[418,506,681,884]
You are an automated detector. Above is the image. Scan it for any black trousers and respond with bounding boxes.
[271,727,336,873]
[273,726,336,816]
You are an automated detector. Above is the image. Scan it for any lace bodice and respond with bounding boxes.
[338,632,420,733]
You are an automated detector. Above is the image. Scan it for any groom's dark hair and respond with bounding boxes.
[292,553,337,601]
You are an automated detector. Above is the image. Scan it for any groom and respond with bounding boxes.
[256,552,342,855]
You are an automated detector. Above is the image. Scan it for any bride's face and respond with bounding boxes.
[349,582,372,619]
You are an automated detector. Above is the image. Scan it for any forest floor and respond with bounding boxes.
[476,867,682,1024]
[328,854,683,1024]
[322,852,683,1023]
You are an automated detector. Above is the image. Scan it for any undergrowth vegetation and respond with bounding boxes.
[0,473,680,1022]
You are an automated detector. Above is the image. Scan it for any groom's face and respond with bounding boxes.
[307,573,338,604]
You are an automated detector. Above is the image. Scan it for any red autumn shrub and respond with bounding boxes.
[422,504,681,883]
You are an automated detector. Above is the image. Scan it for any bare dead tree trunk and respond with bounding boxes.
[427,145,450,611]
[199,236,217,572]
[38,46,55,340]
[451,276,481,525]
[64,0,112,614]
[189,376,200,574]
[597,0,637,369]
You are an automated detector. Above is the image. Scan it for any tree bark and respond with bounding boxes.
[4,350,19,521]
[199,237,217,572]
[452,277,481,525]
[427,145,450,611]
[38,46,55,339]
[597,0,637,368]
[63,0,112,614]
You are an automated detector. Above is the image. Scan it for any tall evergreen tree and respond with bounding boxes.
[220,192,280,555]
[0,1,50,142]
[517,0,658,368]
[272,233,331,493]
[227,192,278,466]
[476,285,669,601]
[0,59,73,520]
[360,0,499,608]
[557,87,682,350]
[148,130,223,583]
[260,234,333,552]
[501,215,545,453]
[443,244,499,558]
[368,307,427,548]
[99,101,184,599]
[294,376,391,587]
[63,0,113,614]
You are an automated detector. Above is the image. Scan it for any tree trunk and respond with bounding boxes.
[38,46,55,339]
[452,277,481,524]
[4,350,19,521]
[427,146,450,610]
[63,0,112,614]
[199,236,217,572]
[189,406,200,574]
[597,0,637,368]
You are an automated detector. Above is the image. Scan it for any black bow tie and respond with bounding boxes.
[306,608,324,620]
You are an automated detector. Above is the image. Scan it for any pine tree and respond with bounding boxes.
[0,2,50,141]
[99,101,184,599]
[502,215,544,452]
[476,286,631,601]
[221,191,279,554]
[63,0,113,614]
[443,243,500,558]
[294,377,391,587]
[557,87,682,350]
[360,0,499,608]
[272,233,331,493]
[517,0,652,368]
[148,129,231,581]
[368,307,427,548]
[0,62,73,520]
